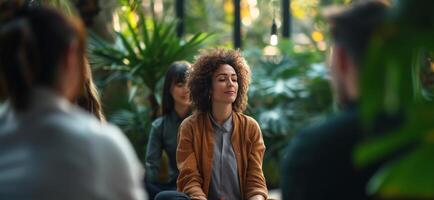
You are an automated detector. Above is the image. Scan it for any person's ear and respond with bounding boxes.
[59,39,81,101]
[333,45,359,102]
[334,45,351,75]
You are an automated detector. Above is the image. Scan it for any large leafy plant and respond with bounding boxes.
[88,8,211,158]
[245,40,333,188]
[88,12,211,117]
[354,0,434,198]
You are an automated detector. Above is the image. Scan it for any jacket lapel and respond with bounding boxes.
[202,112,215,196]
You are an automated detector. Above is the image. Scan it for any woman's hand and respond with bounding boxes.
[248,194,265,200]
[191,196,207,200]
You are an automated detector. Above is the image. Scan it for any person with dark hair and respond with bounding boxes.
[8,0,107,122]
[156,48,268,200]
[0,6,145,199]
[281,1,399,200]
[145,61,192,199]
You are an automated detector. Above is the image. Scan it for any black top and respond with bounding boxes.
[145,111,185,184]
[281,106,402,200]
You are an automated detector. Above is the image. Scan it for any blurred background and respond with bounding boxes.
[85,0,335,191]
[1,0,433,198]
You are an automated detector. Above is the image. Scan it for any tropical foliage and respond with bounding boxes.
[244,40,333,187]
[86,0,335,188]
[88,6,211,158]
[6,0,433,197]
[354,0,434,198]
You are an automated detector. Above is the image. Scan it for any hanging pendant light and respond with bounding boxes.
[270,1,278,46]
[270,18,278,46]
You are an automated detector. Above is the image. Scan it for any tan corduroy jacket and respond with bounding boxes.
[176,112,268,200]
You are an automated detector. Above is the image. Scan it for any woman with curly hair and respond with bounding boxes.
[156,48,268,200]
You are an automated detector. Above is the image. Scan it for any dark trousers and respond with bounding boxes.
[145,179,177,200]
[155,191,190,200]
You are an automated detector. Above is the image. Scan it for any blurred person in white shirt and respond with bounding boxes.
[0,4,146,200]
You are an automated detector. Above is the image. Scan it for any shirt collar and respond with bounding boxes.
[170,110,190,123]
[209,112,233,133]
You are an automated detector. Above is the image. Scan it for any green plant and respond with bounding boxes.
[244,39,333,188]
[354,0,434,198]
[88,11,211,118]
[109,104,151,161]
[88,7,211,159]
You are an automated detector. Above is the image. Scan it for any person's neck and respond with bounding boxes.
[55,85,75,102]
[16,87,71,114]
[174,104,190,119]
[211,102,232,125]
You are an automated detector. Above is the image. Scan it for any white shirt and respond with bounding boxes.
[0,89,146,200]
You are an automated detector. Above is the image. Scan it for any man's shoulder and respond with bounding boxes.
[286,109,361,164]
[300,109,360,141]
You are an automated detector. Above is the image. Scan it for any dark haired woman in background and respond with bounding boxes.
[0,6,144,199]
[145,61,192,199]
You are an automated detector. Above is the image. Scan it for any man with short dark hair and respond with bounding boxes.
[281,1,396,200]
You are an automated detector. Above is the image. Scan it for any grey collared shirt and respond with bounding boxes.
[208,114,241,200]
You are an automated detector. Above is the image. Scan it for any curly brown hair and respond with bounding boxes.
[188,48,251,113]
